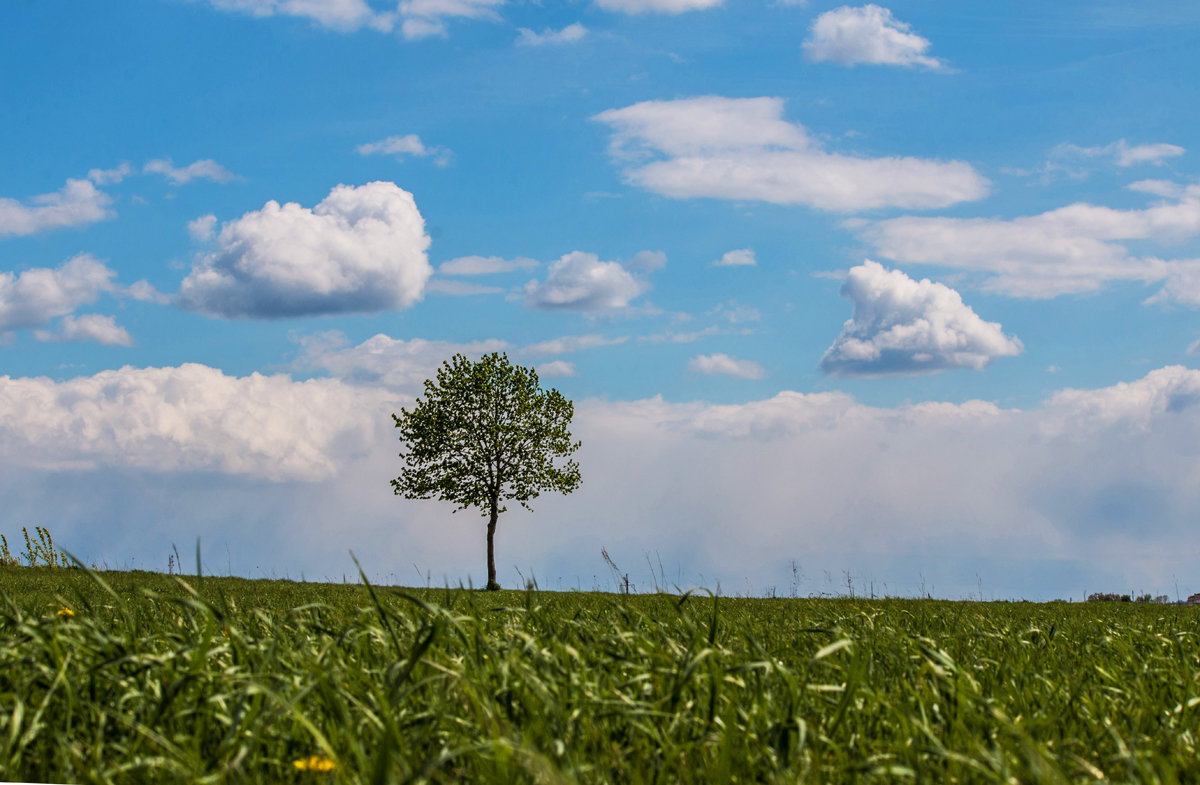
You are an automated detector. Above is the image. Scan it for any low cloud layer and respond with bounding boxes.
[0,179,113,237]
[178,182,433,319]
[803,5,946,70]
[821,261,1022,377]
[594,96,988,211]
[859,183,1200,300]
[0,363,394,481]
[5,363,1200,600]
[524,251,649,311]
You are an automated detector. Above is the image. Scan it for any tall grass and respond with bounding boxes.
[2,567,1199,783]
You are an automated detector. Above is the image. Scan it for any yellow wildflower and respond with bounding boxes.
[293,755,336,773]
[56,607,75,617]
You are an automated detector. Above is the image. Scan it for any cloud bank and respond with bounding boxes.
[178,182,433,318]
[6,364,1200,600]
[594,96,988,211]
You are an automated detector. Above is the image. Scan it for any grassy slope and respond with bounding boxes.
[2,567,1199,783]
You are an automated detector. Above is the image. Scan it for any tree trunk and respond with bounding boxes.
[485,496,499,591]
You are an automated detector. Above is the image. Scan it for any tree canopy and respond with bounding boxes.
[391,352,581,590]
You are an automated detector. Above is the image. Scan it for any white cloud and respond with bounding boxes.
[522,334,628,355]
[593,96,988,211]
[713,248,756,267]
[689,353,765,379]
[523,251,649,311]
[803,5,946,70]
[144,158,238,185]
[0,255,118,334]
[87,162,133,185]
[9,365,1200,599]
[188,214,218,242]
[0,179,113,237]
[1051,139,1185,171]
[1188,339,1200,356]
[859,184,1200,300]
[398,0,504,38]
[35,314,134,347]
[593,0,723,13]
[297,331,510,392]
[625,250,668,273]
[820,261,1022,377]
[438,255,538,275]
[517,22,587,45]
[205,0,396,32]
[177,181,433,318]
[356,134,451,165]
[124,280,172,305]
[0,363,391,481]
[536,360,578,377]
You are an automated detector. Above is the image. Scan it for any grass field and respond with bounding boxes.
[2,566,1200,784]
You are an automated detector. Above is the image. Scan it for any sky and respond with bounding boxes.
[3,0,1200,600]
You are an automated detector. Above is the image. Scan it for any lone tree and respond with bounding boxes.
[391,352,581,590]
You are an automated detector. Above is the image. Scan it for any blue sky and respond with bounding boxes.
[3,0,1200,599]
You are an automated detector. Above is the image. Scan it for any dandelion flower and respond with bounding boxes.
[293,755,336,773]
[56,608,75,617]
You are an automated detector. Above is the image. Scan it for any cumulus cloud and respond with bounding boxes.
[143,158,238,185]
[438,255,538,275]
[820,261,1022,377]
[357,134,451,165]
[0,255,118,334]
[188,214,218,242]
[803,5,946,70]
[713,248,756,267]
[859,184,1200,300]
[0,179,113,237]
[0,364,391,481]
[517,23,587,45]
[594,0,722,13]
[536,360,578,377]
[593,96,988,211]
[523,251,649,311]
[689,353,765,379]
[177,181,433,319]
[34,314,134,347]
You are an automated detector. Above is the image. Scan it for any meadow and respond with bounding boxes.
[2,564,1200,784]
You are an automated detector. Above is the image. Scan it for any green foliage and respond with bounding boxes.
[0,526,71,568]
[4,570,1200,783]
[392,352,581,589]
[392,352,581,513]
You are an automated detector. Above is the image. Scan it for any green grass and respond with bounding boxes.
[2,567,1200,783]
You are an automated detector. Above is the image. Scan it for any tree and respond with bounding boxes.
[391,352,581,590]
